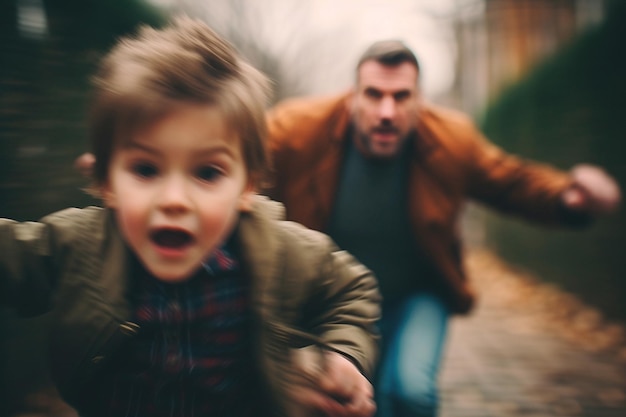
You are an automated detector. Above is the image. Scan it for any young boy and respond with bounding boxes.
[0,18,380,417]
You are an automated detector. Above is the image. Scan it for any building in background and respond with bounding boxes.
[448,0,606,115]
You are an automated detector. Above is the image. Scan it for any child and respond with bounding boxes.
[0,17,380,417]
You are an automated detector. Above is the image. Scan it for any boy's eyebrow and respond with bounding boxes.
[193,144,238,158]
[126,141,158,154]
[127,141,239,158]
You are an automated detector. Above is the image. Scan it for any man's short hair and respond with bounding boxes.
[356,40,420,71]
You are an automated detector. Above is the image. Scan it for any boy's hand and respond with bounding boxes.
[74,152,95,178]
[289,349,376,417]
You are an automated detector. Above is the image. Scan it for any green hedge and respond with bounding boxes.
[0,0,165,221]
[0,1,165,412]
[480,0,626,321]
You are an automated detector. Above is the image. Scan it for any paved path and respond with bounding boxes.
[439,249,626,417]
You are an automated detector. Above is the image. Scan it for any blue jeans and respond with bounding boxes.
[375,293,449,417]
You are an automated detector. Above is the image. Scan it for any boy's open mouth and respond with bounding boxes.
[150,229,194,249]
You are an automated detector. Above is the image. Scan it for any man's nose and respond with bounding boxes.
[378,96,397,119]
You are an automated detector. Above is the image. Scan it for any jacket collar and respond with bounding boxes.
[330,93,353,144]
[100,209,133,318]
[97,198,285,320]
[236,196,286,314]
[414,106,441,160]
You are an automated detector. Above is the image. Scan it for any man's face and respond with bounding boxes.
[350,60,420,159]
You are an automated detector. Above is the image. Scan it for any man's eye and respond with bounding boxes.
[394,91,411,101]
[196,166,223,182]
[364,89,381,99]
[131,162,158,178]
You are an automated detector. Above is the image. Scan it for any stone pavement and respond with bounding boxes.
[439,249,626,417]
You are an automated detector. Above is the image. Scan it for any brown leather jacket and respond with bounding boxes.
[265,92,574,314]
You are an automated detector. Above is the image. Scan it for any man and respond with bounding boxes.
[264,40,621,417]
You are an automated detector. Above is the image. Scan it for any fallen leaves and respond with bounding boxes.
[465,248,626,357]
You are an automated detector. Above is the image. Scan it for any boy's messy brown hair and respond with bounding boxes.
[89,16,271,193]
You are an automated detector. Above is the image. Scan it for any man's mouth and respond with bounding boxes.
[373,126,398,135]
[150,229,194,249]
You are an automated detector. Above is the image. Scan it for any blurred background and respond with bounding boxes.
[1,0,624,415]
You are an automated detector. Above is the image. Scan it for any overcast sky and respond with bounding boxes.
[305,0,465,97]
[149,0,485,99]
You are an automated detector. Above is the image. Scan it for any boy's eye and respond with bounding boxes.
[131,162,158,178]
[196,166,224,182]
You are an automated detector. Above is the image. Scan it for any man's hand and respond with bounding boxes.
[561,164,621,215]
[289,348,376,417]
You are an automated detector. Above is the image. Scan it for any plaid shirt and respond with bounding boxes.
[94,240,263,417]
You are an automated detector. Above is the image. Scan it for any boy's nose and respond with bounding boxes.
[157,175,191,213]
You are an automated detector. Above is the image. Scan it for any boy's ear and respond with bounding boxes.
[101,183,118,209]
[238,184,256,212]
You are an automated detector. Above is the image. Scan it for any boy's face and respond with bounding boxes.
[102,104,254,282]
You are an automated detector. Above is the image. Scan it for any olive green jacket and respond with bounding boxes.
[0,196,381,417]
[266,92,576,314]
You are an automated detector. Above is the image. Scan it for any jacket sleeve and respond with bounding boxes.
[434,110,575,225]
[0,218,57,316]
[277,222,381,379]
[315,246,382,379]
[467,132,574,224]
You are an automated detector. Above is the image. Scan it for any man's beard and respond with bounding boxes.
[356,126,408,160]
